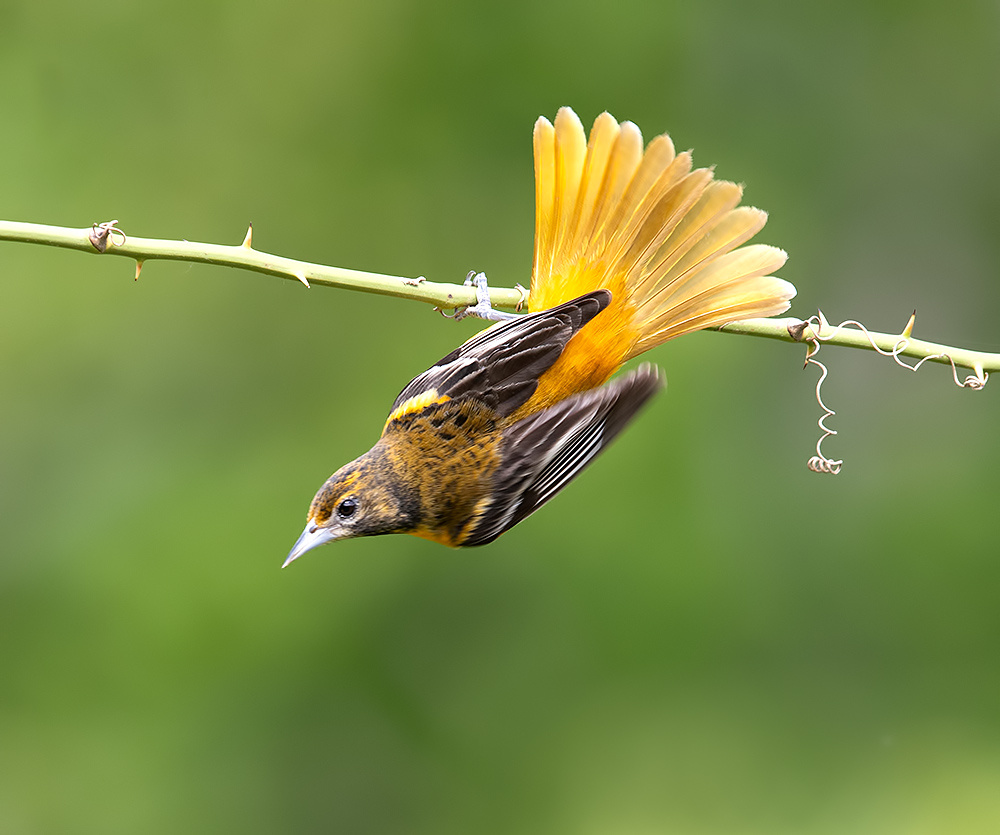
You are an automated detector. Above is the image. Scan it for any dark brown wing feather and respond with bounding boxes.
[460,363,664,546]
[387,291,611,425]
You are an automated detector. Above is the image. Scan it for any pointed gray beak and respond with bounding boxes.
[283,522,339,568]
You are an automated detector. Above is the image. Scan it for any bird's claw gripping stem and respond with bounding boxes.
[453,271,520,321]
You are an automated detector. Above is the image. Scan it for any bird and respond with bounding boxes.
[284,107,795,565]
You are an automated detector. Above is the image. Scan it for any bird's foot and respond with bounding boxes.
[453,271,520,321]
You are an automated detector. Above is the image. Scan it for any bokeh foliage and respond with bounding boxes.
[2,1,999,832]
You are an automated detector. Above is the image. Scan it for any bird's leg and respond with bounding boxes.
[453,271,521,321]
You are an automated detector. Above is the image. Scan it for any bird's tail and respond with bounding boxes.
[529,108,795,361]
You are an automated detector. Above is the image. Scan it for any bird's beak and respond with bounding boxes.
[283,522,340,568]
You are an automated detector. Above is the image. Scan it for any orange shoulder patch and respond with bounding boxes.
[383,389,451,431]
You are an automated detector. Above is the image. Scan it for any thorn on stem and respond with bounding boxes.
[134,260,144,281]
[798,307,990,475]
[242,224,254,249]
[294,272,310,288]
[787,320,810,342]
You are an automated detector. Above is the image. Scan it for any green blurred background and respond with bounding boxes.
[2,1,999,832]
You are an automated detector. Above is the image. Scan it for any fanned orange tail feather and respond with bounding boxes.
[525,108,795,409]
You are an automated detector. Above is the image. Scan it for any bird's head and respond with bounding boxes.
[283,448,418,566]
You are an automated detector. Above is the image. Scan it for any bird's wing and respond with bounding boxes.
[384,290,610,431]
[459,363,664,546]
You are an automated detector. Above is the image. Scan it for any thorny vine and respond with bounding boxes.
[800,310,988,475]
[1,217,996,477]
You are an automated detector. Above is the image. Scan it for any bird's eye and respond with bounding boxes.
[337,498,358,519]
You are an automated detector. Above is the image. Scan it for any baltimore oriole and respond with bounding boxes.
[284,107,795,565]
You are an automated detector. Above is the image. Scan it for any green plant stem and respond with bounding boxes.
[2,218,998,378]
[0,218,523,311]
[714,317,998,379]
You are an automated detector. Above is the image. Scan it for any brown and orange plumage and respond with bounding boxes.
[285,108,795,564]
